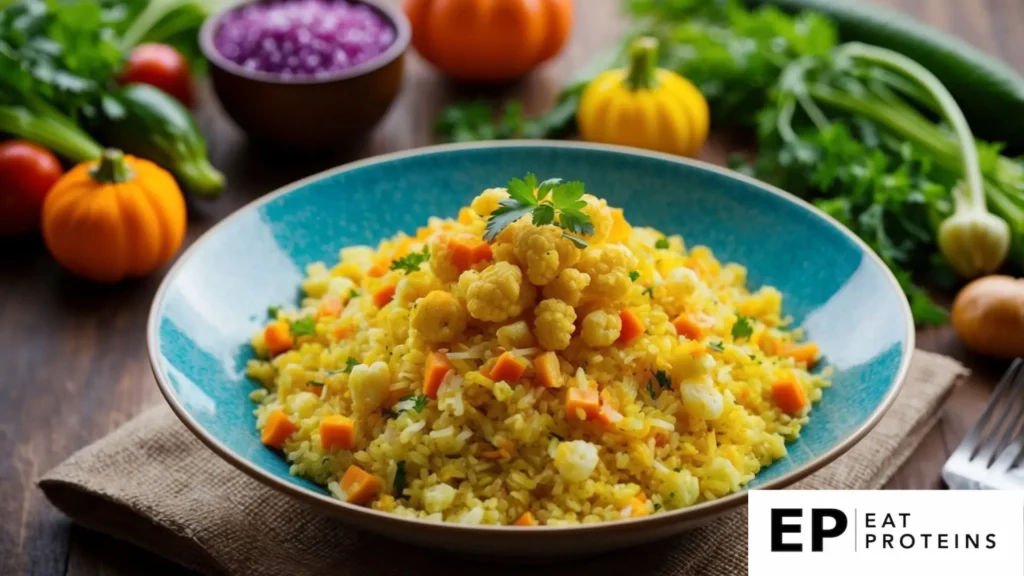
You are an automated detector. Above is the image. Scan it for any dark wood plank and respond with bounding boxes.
[0,0,1021,574]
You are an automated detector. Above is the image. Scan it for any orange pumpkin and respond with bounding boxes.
[42,149,187,283]
[404,0,573,82]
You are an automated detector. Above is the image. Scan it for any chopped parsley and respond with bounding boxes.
[628,270,640,282]
[349,288,361,299]
[654,370,672,389]
[647,380,657,399]
[267,305,281,318]
[669,492,676,499]
[290,316,316,336]
[642,286,654,298]
[393,460,407,497]
[394,394,429,415]
[708,341,725,352]
[654,237,670,250]
[731,315,754,340]
[390,246,430,274]
[484,173,595,248]
[330,357,360,374]
[653,503,662,511]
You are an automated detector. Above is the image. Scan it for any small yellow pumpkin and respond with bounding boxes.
[577,37,709,157]
[42,149,187,283]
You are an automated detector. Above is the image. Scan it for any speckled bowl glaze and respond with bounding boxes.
[148,141,913,557]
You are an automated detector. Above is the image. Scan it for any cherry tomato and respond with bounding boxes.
[120,43,195,107]
[0,141,64,236]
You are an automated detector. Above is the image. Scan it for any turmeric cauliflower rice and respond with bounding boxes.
[245,174,830,526]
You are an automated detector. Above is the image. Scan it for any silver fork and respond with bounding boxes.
[942,359,1024,490]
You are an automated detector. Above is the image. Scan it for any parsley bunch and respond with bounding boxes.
[485,173,595,247]
[390,246,430,274]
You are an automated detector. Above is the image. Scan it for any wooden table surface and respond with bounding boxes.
[2,0,1022,574]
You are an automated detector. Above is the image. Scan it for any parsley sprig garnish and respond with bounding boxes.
[654,370,672,389]
[484,173,595,248]
[629,270,640,282]
[290,316,316,336]
[390,246,430,274]
[394,393,428,415]
[732,315,754,340]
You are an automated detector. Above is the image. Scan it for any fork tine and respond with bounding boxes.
[958,359,1023,460]
[974,360,1024,465]
[990,434,1024,474]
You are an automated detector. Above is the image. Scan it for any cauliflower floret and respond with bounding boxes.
[470,187,509,218]
[534,298,577,351]
[429,234,461,283]
[658,468,700,509]
[580,195,614,244]
[665,342,716,383]
[350,361,391,414]
[491,241,519,266]
[581,309,622,347]
[411,290,468,343]
[423,483,458,514]
[554,440,600,483]
[456,270,479,302]
[497,320,534,350]
[466,262,525,322]
[542,268,591,306]
[514,225,581,286]
[396,270,441,306]
[654,267,700,317]
[576,244,638,305]
[680,376,724,421]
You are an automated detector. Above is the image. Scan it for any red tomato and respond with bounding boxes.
[120,43,195,107]
[0,141,63,236]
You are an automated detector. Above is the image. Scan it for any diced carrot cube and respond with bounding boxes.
[534,351,563,388]
[372,283,397,308]
[514,511,536,526]
[263,320,293,355]
[340,465,382,505]
[617,309,645,345]
[672,314,704,340]
[780,342,820,367]
[320,415,355,450]
[261,409,298,448]
[449,236,493,271]
[627,497,648,517]
[331,325,353,341]
[597,402,624,430]
[489,351,528,382]
[317,296,343,319]
[479,449,510,460]
[565,387,601,421]
[424,351,454,398]
[772,378,809,415]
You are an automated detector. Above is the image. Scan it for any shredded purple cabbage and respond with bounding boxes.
[214,0,396,77]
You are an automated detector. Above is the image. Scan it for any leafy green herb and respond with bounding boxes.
[654,238,670,250]
[390,246,430,274]
[348,289,361,299]
[731,316,753,340]
[654,370,672,389]
[654,503,662,511]
[393,460,407,498]
[629,270,640,282]
[394,394,429,415]
[267,305,281,318]
[642,286,655,298]
[708,341,725,352]
[647,381,657,399]
[290,316,316,336]
[484,173,595,246]
[342,358,359,373]
[669,492,676,499]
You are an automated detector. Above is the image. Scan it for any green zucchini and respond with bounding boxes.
[90,84,225,197]
[745,0,1024,153]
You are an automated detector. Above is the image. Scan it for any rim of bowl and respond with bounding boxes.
[147,141,915,536]
[199,0,411,85]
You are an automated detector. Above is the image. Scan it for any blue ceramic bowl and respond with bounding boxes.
[148,142,913,556]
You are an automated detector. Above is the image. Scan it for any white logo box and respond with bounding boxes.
[749,490,1024,575]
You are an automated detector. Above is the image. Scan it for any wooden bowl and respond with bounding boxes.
[199,0,409,151]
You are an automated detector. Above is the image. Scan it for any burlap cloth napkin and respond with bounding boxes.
[40,350,966,575]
